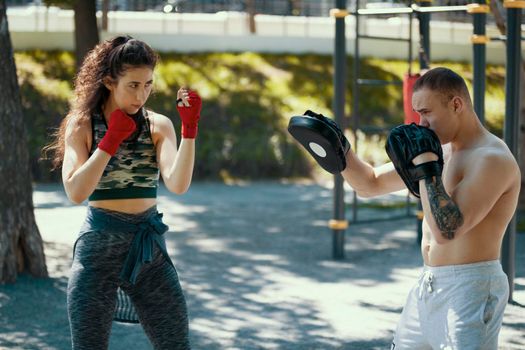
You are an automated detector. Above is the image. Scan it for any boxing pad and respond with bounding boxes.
[385,123,443,198]
[288,110,350,174]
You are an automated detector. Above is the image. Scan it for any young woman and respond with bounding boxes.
[44,35,200,349]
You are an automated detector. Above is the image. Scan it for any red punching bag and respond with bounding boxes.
[403,73,420,125]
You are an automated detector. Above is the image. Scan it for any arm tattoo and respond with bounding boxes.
[425,176,464,240]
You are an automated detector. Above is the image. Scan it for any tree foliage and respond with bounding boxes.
[15,51,507,182]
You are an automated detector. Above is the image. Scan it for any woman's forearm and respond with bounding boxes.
[164,138,195,194]
[63,149,111,203]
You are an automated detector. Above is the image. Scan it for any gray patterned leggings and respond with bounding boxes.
[67,206,190,350]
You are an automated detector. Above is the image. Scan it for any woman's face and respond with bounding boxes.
[106,65,154,115]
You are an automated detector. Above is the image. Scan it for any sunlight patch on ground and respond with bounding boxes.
[190,318,239,348]
[157,198,206,232]
[0,293,9,307]
[0,332,51,350]
[236,266,406,341]
[189,238,229,253]
[34,207,86,245]
[32,190,71,208]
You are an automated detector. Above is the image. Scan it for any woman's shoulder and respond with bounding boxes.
[65,114,91,136]
[146,110,172,123]
[146,110,175,131]
[63,113,92,151]
[145,110,177,145]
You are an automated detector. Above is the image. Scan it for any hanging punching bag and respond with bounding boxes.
[403,73,421,125]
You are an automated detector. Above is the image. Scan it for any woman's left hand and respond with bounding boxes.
[176,88,202,139]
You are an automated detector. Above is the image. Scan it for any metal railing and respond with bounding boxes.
[8,0,519,24]
[6,0,334,17]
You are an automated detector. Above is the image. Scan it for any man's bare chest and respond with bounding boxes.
[441,154,468,193]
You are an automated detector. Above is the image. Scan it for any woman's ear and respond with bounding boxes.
[102,77,114,91]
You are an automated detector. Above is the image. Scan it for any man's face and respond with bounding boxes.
[412,88,457,144]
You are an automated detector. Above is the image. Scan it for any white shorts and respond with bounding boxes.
[392,260,509,350]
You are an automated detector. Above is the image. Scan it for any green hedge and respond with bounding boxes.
[14,50,506,182]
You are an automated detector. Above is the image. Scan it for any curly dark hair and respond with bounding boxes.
[43,35,159,169]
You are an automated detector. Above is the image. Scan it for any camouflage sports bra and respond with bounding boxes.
[88,108,159,201]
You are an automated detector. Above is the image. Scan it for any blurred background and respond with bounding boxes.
[1,2,524,348]
[5,0,518,185]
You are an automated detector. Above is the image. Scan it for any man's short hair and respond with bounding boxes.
[413,67,471,104]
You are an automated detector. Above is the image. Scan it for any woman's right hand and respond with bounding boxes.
[98,109,137,156]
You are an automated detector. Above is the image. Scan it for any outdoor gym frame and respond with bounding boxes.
[329,0,524,302]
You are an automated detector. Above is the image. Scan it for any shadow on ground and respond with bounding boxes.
[0,182,523,350]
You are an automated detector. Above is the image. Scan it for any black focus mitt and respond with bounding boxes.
[385,123,444,198]
[288,110,350,174]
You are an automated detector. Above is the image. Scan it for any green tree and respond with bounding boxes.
[0,0,47,283]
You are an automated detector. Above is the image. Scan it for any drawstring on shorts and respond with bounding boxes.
[419,270,434,298]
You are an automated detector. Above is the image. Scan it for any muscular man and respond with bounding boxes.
[289,67,520,349]
[343,67,521,349]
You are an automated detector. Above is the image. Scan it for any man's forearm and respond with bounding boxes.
[423,176,464,240]
[341,151,378,197]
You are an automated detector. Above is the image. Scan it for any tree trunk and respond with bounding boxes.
[518,64,525,213]
[73,0,99,68]
[101,0,109,31]
[0,0,48,283]
[246,0,256,34]
[490,0,525,212]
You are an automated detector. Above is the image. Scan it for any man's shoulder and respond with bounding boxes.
[478,134,516,161]
[472,135,520,179]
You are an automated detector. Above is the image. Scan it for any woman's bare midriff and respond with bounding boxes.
[89,198,157,214]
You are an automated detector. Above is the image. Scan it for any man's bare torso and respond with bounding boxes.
[422,133,520,266]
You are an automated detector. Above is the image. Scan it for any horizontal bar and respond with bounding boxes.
[356,4,469,16]
[490,35,525,41]
[357,7,413,15]
[351,214,415,225]
[490,35,507,42]
[357,79,403,86]
[411,4,469,13]
[358,35,411,42]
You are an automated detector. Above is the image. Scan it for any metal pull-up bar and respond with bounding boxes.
[355,4,469,16]
[502,0,524,303]
[328,1,524,303]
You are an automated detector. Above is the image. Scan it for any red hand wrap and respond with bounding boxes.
[177,91,202,139]
[97,109,137,156]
